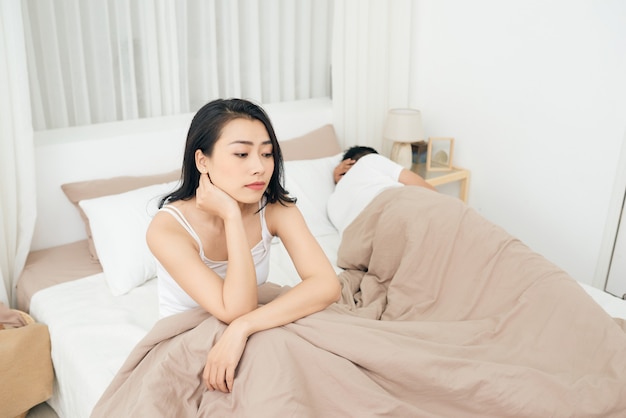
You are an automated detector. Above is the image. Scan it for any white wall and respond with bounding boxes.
[413,0,626,286]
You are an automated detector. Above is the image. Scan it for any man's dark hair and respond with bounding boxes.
[342,146,378,162]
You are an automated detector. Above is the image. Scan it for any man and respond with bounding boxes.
[327,146,436,234]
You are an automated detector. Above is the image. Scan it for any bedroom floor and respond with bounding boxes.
[26,403,58,418]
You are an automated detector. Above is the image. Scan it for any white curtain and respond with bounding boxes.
[0,0,36,307]
[332,0,418,154]
[23,0,333,130]
[0,0,418,306]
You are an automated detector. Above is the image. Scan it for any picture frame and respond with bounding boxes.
[426,137,455,171]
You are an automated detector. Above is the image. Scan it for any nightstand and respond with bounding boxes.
[411,163,470,203]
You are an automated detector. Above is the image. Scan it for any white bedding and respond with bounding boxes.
[30,274,159,418]
[581,282,626,319]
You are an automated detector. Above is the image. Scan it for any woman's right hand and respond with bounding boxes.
[203,319,250,393]
[196,173,240,220]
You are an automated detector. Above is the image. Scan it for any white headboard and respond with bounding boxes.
[32,97,333,251]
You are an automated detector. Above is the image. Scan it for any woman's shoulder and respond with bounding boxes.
[149,200,192,231]
[264,200,301,233]
[147,201,202,251]
[265,199,297,215]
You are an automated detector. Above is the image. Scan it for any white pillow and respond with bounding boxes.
[78,181,177,296]
[283,153,342,236]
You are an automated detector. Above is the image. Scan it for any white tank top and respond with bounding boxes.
[157,203,273,318]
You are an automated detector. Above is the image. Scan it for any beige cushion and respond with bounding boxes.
[280,124,342,161]
[61,170,180,263]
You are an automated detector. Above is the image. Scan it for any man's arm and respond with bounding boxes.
[398,169,437,191]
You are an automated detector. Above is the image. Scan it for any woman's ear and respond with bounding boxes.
[195,149,207,174]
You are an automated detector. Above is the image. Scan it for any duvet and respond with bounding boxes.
[91,187,626,417]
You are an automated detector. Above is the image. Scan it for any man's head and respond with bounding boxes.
[342,146,378,162]
[333,146,379,183]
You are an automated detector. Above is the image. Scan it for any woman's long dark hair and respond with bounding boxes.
[160,98,295,208]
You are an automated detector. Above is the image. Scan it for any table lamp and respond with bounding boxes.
[384,108,424,169]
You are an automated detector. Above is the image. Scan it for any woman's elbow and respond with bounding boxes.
[214,303,257,325]
[217,311,246,325]
[326,276,342,305]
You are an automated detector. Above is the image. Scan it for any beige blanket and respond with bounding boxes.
[91,187,626,417]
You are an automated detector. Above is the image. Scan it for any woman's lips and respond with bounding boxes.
[246,182,265,191]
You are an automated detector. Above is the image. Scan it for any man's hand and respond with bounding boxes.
[333,158,356,184]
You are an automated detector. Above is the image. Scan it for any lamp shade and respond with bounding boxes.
[383,108,424,143]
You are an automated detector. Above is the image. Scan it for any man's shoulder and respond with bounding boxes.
[359,153,402,172]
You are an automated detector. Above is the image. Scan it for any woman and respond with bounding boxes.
[146,98,341,394]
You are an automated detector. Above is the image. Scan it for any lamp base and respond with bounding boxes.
[390,142,413,169]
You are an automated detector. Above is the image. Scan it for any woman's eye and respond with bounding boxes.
[262,153,273,158]
[234,153,248,158]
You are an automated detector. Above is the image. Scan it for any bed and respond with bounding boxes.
[17,97,626,417]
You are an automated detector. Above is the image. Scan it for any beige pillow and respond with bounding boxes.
[280,124,341,161]
[62,170,180,263]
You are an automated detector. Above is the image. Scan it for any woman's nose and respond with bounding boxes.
[250,154,265,174]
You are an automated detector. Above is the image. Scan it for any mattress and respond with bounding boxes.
[29,273,158,418]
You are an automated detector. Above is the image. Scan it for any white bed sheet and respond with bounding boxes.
[29,273,159,418]
[579,281,626,319]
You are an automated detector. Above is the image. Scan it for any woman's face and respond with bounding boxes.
[205,118,275,204]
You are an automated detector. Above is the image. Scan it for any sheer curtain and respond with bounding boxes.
[2,0,417,305]
[0,0,36,307]
[332,0,418,154]
[23,0,333,130]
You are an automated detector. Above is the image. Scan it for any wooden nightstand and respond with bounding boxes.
[411,163,470,203]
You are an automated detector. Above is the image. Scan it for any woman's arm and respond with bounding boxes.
[148,173,263,323]
[147,206,258,324]
[203,202,341,392]
[242,201,341,327]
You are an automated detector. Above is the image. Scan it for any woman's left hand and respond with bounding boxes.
[202,321,249,393]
